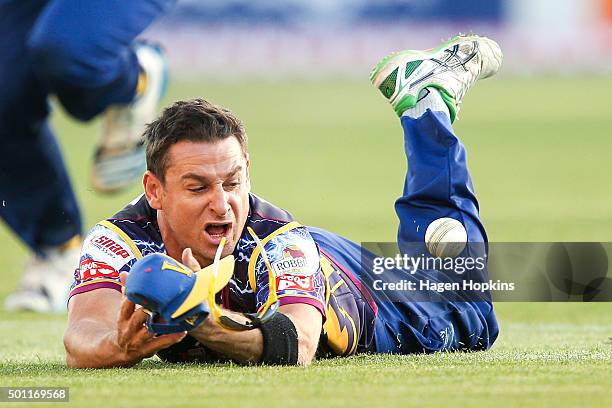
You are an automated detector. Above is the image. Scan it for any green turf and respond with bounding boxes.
[1,77,611,407]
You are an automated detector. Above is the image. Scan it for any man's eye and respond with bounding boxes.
[225,181,241,189]
[188,186,206,193]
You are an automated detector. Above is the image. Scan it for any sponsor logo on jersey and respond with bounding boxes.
[276,275,314,292]
[92,235,130,258]
[271,245,308,275]
[79,256,120,281]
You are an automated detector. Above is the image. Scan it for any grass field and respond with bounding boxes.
[0,77,611,407]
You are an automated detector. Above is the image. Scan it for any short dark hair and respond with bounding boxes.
[144,98,248,181]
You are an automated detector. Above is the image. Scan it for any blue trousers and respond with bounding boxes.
[373,110,499,353]
[312,109,498,354]
[0,0,173,253]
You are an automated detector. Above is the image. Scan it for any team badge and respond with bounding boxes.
[271,245,308,275]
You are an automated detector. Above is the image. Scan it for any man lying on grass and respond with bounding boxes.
[64,34,502,368]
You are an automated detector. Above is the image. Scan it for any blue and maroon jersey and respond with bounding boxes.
[69,193,377,357]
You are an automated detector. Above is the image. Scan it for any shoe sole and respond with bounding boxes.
[370,34,502,118]
[369,34,501,91]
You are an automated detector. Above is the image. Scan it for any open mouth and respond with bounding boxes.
[204,222,232,241]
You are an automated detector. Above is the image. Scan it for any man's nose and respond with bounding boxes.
[209,185,230,216]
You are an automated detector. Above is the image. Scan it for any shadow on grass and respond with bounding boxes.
[0,358,256,377]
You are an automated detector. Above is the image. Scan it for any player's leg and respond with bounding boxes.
[0,0,82,312]
[396,98,487,247]
[369,35,502,353]
[27,0,174,192]
[27,0,174,120]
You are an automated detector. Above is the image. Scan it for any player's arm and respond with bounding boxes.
[64,224,186,368]
[182,247,322,366]
[64,280,186,368]
[188,302,322,365]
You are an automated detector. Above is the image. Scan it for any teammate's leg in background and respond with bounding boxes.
[0,0,82,312]
[27,0,174,192]
[369,35,502,353]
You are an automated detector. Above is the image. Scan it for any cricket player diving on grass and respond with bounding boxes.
[1,0,175,313]
[64,34,502,368]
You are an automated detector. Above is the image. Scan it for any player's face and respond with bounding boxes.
[148,138,250,267]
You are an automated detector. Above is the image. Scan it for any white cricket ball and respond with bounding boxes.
[425,217,467,258]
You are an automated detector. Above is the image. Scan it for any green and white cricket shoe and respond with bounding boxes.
[370,34,502,121]
[92,43,167,193]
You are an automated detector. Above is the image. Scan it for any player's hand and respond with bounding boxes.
[181,247,201,272]
[113,272,187,365]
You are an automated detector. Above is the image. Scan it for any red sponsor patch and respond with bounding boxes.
[276,275,314,292]
[79,257,119,281]
[92,235,130,258]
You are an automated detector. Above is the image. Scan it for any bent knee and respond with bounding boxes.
[27,27,107,85]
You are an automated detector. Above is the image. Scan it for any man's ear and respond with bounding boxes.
[244,154,251,191]
[143,170,164,210]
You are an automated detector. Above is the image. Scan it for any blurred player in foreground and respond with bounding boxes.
[64,35,502,367]
[1,0,175,312]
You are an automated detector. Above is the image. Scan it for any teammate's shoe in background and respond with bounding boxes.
[369,34,502,121]
[4,244,81,313]
[92,43,167,193]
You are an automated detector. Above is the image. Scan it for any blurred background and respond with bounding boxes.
[0,3,610,404]
[152,0,612,77]
[1,0,611,302]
